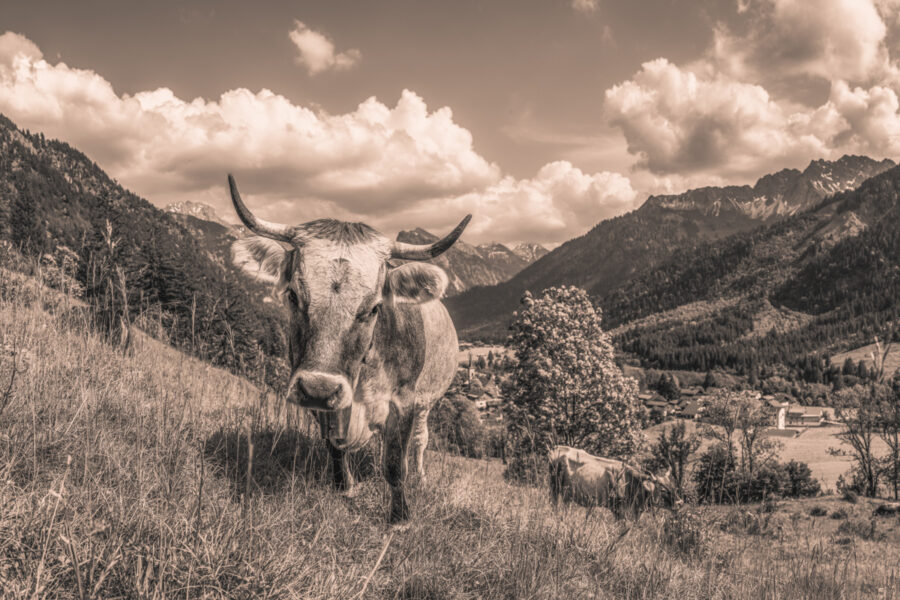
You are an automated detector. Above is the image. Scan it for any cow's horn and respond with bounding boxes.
[228,174,294,242]
[390,214,472,260]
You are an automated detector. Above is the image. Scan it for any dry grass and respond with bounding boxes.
[2,272,900,598]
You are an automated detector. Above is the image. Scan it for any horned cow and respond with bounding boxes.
[227,174,469,523]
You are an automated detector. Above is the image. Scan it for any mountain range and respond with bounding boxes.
[2,110,896,381]
[446,155,896,341]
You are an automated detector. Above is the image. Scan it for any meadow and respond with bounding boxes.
[2,269,900,599]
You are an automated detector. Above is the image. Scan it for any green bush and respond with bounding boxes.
[784,460,822,497]
[693,444,740,504]
[429,395,486,458]
[503,452,547,486]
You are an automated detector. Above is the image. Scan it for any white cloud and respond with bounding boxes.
[0,31,637,245]
[289,21,360,75]
[604,0,900,182]
[604,58,826,178]
[571,0,598,14]
[711,0,894,86]
[385,161,639,245]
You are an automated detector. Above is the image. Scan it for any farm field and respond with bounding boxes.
[2,275,900,598]
[646,421,889,492]
[833,343,900,379]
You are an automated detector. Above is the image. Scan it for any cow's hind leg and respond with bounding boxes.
[384,403,414,523]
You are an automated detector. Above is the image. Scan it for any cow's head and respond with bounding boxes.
[647,468,683,510]
[226,175,469,424]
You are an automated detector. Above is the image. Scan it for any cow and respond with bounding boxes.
[548,445,681,519]
[226,174,469,523]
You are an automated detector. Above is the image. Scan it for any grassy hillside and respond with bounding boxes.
[3,273,900,598]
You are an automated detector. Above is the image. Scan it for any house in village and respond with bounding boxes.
[638,392,670,419]
[762,394,791,429]
[679,399,705,420]
[786,405,826,427]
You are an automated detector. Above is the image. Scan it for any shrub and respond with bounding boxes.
[644,420,700,494]
[783,460,822,497]
[740,462,789,502]
[693,444,740,504]
[483,425,506,460]
[809,505,828,517]
[503,452,546,486]
[837,517,884,541]
[659,509,708,560]
[429,395,485,459]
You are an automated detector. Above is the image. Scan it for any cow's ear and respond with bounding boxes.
[385,263,448,304]
[231,237,290,285]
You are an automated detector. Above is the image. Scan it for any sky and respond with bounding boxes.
[1,0,900,245]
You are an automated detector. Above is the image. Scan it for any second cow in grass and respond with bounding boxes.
[549,445,682,519]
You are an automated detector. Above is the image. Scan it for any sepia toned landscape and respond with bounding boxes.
[3,1,900,598]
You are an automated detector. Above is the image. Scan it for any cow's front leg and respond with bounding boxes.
[383,403,414,523]
[328,443,356,495]
[408,407,430,484]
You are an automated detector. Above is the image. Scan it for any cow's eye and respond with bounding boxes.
[285,288,299,307]
[358,302,381,322]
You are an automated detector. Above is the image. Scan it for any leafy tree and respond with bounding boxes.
[703,390,777,477]
[9,188,46,256]
[834,384,883,498]
[703,370,717,390]
[429,395,486,458]
[644,420,700,494]
[693,444,739,504]
[504,287,641,470]
[655,373,681,401]
[784,460,822,497]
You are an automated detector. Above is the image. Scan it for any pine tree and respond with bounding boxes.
[504,286,642,469]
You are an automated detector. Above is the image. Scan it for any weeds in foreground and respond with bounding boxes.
[1,267,899,598]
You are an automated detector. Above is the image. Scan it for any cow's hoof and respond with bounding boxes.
[389,521,412,533]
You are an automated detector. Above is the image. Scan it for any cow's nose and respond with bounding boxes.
[298,372,343,400]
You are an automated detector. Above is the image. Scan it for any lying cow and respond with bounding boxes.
[548,445,681,519]
[227,175,468,522]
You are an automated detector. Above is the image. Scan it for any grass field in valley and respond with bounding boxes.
[2,272,900,598]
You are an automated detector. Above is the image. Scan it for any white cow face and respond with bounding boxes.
[232,220,449,411]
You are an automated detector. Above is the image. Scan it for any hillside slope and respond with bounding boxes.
[447,156,894,340]
[608,165,900,374]
[0,113,286,386]
[1,271,898,598]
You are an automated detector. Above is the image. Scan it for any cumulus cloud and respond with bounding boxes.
[289,21,360,75]
[711,0,893,87]
[382,161,638,245]
[0,31,637,245]
[604,0,900,181]
[571,0,599,13]
[604,59,827,177]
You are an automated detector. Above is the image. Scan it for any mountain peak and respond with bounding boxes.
[165,201,229,228]
[641,155,895,221]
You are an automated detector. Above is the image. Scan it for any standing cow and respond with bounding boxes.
[548,445,681,519]
[227,175,469,522]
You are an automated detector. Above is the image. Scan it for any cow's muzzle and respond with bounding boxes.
[287,370,353,410]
